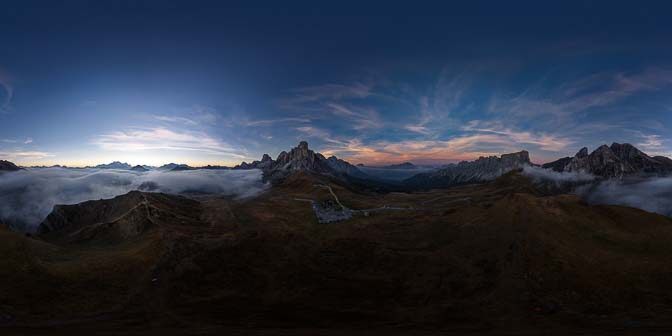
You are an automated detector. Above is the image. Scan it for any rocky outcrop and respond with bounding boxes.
[234,141,366,182]
[404,151,531,188]
[542,143,672,178]
[0,160,21,172]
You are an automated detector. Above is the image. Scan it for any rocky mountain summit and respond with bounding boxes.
[404,151,531,188]
[95,161,132,169]
[542,143,672,178]
[130,165,149,172]
[0,160,21,172]
[234,141,366,181]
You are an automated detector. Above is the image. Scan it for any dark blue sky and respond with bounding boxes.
[1,1,671,166]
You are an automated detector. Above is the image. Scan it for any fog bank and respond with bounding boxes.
[522,166,595,183]
[524,166,672,218]
[0,168,268,231]
[578,177,672,218]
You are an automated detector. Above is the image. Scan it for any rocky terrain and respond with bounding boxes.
[542,143,672,178]
[0,160,21,172]
[404,151,531,188]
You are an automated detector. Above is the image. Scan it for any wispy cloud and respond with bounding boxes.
[285,82,372,104]
[490,67,672,123]
[92,127,246,158]
[0,151,54,161]
[154,115,199,125]
[246,117,312,127]
[294,126,352,148]
[0,69,13,113]
[295,126,331,139]
[325,102,381,130]
[321,128,570,165]
[461,120,572,152]
[637,134,670,157]
[403,67,477,136]
[277,82,381,130]
[153,105,220,126]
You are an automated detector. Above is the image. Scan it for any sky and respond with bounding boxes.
[1,1,672,167]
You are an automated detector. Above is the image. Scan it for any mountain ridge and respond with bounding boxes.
[542,143,672,178]
[234,141,367,182]
[403,150,531,189]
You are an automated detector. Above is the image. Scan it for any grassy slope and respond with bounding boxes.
[2,172,672,334]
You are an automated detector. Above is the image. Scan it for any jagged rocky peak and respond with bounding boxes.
[542,143,672,178]
[610,142,645,159]
[234,141,366,181]
[96,161,132,169]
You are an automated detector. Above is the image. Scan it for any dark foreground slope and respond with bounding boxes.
[2,172,672,335]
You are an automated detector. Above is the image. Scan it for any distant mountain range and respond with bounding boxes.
[542,143,672,178]
[95,161,132,169]
[369,162,419,170]
[2,142,671,188]
[403,151,531,189]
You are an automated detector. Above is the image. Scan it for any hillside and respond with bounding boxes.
[2,171,672,334]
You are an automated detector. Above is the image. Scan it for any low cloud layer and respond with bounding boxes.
[522,166,595,184]
[524,166,672,218]
[578,178,672,218]
[0,168,268,231]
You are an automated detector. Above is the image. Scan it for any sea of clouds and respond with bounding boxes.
[0,168,268,231]
[523,166,672,218]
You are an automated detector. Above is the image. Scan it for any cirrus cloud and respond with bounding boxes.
[92,127,246,158]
